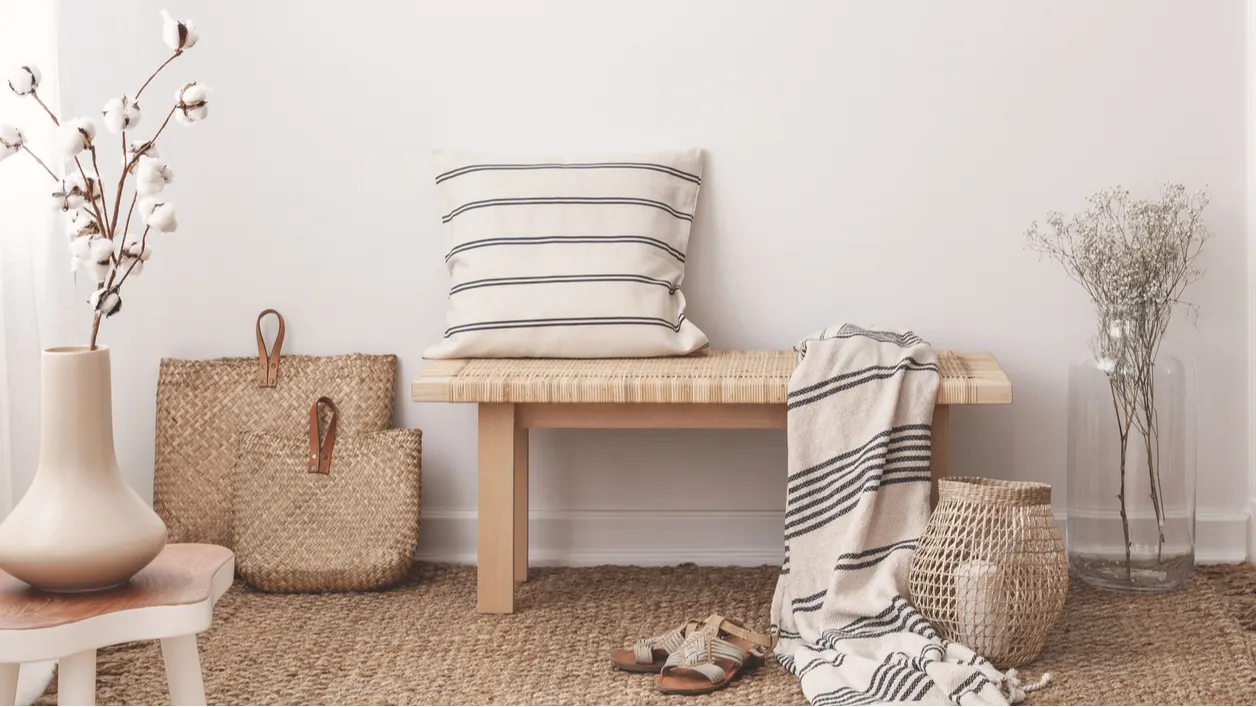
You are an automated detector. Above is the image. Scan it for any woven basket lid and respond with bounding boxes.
[937,476,1052,507]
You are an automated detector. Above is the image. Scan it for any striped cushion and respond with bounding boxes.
[424,150,710,359]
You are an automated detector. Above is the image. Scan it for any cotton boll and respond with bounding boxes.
[139,197,178,232]
[89,288,121,318]
[160,10,199,51]
[6,65,40,96]
[125,141,159,173]
[53,173,98,211]
[101,96,141,133]
[66,208,99,236]
[0,124,22,162]
[120,235,153,277]
[60,117,96,158]
[135,158,174,195]
[73,236,114,284]
[175,82,209,125]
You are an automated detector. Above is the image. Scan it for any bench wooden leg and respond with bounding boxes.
[478,403,517,613]
[514,425,529,583]
[931,405,950,508]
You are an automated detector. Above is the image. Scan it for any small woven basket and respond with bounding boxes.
[908,477,1068,668]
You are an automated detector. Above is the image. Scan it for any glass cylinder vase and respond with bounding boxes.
[1066,345,1195,592]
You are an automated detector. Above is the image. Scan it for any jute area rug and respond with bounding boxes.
[35,563,1256,705]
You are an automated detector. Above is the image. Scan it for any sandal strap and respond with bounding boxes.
[660,628,748,685]
[632,619,701,665]
[701,614,777,651]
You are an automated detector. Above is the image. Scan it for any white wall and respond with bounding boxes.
[49,0,1249,562]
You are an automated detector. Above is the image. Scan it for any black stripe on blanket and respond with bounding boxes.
[445,235,686,263]
[443,314,687,338]
[818,597,940,644]
[788,425,931,492]
[832,539,919,571]
[795,325,925,360]
[441,197,694,223]
[434,161,702,185]
[787,359,939,410]
[794,653,846,678]
[785,454,931,524]
[786,438,932,507]
[784,466,932,540]
[449,273,678,296]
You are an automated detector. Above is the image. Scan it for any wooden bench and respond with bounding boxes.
[412,349,1012,613]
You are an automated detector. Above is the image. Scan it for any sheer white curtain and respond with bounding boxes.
[0,1,79,702]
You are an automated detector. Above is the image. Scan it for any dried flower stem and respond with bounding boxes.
[28,89,59,126]
[21,145,58,181]
[73,158,107,239]
[87,146,109,233]
[135,50,181,100]
[1028,184,1209,582]
[122,192,137,238]
[112,226,149,291]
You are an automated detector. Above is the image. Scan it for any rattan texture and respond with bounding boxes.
[908,477,1068,669]
[232,428,421,593]
[153,354,397,547]
[413,350,1010,405]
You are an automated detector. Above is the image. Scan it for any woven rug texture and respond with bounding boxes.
[34,563,1256,706]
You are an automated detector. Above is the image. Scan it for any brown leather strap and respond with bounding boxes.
[308,396,338,474]
[256,309,285,388]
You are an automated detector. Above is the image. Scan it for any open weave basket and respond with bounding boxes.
[908,477,1068,668]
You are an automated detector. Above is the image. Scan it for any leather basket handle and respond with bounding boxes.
[256,309,285,388]
[308,396,338,474]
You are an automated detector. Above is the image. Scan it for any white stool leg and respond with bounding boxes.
[0,663,18,706]
[58,650,95,706]
[161,635,206,706]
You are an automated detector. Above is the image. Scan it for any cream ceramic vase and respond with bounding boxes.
[0,346,167,591]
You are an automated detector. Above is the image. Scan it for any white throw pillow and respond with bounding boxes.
[424,149,710,359]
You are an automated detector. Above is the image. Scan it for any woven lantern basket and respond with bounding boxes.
[908,477,1068,668]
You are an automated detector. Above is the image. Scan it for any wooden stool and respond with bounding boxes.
[0,544,233,706]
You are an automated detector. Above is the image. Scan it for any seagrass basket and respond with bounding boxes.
[908,477,1068,668]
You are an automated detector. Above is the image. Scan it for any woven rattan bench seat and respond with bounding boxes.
[410,348,1012,614]
[412,349,1010,406]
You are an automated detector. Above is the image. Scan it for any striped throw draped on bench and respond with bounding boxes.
[772,324,1036,706]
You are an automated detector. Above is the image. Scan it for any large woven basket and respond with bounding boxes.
[153,310,396,547]
[233,397,421,593]
[908,477,1068,668]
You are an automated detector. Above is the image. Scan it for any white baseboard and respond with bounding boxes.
[417,508,1251,566]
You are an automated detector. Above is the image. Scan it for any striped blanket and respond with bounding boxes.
[771,325,1025,706]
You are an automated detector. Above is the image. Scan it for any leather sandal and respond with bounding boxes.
[610,619,703,673]
[655,614,776,695]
